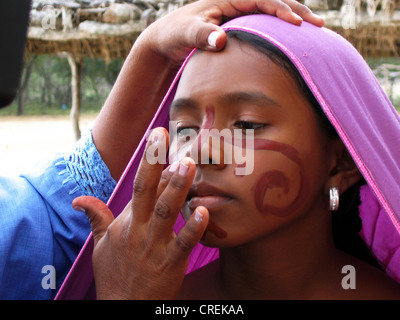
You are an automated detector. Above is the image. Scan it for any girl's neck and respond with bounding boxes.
[214,210,344,299]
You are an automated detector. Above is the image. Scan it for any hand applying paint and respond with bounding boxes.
[73,128,210,299]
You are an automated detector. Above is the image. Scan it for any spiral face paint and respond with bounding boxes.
[169,37,322,245]
[250,139,305,217]
[174,104,304,235]
[231,136,304,217]
[195,106,304,229]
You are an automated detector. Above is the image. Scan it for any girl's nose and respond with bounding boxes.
[195,130,227,170]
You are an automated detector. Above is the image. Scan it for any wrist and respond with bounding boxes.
[133,23,176,68]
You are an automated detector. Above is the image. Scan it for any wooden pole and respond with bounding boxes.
[67,53,82,141]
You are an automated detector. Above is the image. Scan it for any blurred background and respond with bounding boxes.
[0,0,399,175]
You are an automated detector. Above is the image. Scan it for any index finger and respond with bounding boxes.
[130,127,169,224]
[281,0,325,27]
[202,0,324,27]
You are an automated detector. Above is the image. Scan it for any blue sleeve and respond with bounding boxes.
[0,130,116,299]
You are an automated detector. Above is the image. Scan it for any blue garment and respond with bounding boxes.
[0,130,116,299]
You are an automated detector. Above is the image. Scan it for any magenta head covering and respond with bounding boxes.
[56,14,400,299]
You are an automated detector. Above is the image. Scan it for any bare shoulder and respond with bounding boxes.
[337,255,400,300]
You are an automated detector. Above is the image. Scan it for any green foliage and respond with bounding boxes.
[1,55,398,117]
[0,55,123,116]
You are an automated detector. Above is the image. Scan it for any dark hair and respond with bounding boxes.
[227,30,382,270]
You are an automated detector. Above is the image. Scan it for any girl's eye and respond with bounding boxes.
[176,126,199,135]
[176,126,199,142]
[234,121,266,131]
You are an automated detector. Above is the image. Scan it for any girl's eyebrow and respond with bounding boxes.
[170,90,280,116]
[218,91,281,108]
[169,98,200,116]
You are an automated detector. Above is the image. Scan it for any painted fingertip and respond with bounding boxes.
[169,161,179,173]
[207,31,219,48]
[149,128,164,145]
[179,160,189,176]
[179,157,195,176]
[194,209,203,223]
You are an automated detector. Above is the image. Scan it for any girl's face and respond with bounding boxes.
[170,38,334,247]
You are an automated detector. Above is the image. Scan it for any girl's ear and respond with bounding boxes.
[324,139,363,196]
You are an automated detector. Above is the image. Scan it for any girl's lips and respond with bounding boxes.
[187,195,232,210]
[186,183,233,210]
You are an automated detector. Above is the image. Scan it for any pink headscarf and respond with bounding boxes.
[56,14,400,299]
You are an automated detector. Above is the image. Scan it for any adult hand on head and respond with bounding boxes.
[139,0,324,65]
[93,0,324,181]
[73,128,210,299]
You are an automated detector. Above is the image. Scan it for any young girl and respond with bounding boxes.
[0,0,320,300]
[66,14,400,299]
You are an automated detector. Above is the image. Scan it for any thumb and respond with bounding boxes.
[176,17,226,51]
[73,196,115,247]
[186,20,227,51]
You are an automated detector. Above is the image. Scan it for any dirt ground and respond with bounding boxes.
[0,114,97,176]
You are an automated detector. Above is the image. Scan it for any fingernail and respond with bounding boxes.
[293,12,303,23]
[179,157,193,176]
[178,159,189,176]
[194,209,203,223]
[73,206,86,213]
[169,161,179,173]
[149,128,163,145]
[207,31,219,48]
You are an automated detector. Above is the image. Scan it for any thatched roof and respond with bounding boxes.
[26,0,400,60]
[27,0,193,60]
[313,0,400,58]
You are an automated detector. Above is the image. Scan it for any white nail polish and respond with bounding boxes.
[149,129,163,145]
[194,209,203,223]
[178,160,189,176]
[207,31,219,48]
[169,161,179,173]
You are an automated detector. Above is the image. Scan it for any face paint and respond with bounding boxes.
[254,171,294,216]
[250,139,305,217]
[174,106,230,239]
[253,139,301,165]
[203,106,215,129]
[202,221,228,240]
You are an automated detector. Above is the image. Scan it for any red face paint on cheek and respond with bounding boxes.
[202,221,228,240]
[250,139,306,217]
[253,139,301,165]
[254,170,291,216]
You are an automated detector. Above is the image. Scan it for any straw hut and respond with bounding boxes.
[308,0,400,58]
[25,0,400,139]
[26,0,191,139]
